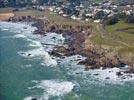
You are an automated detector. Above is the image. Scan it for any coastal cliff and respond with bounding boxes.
[7,15,134,72]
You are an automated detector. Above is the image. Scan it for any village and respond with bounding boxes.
[28,0,134,23]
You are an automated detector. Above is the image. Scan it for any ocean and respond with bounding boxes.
[0,22,134,100]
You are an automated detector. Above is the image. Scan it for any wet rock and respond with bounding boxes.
[116,72,123,76]
[28,54,32,56]
[105,77,110,79]
[93,73,99,76]
[52,36,56,39]
[31,98,37,100]
[122,77,126,79]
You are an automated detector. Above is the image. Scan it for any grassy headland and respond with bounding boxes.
[90,20,134,61]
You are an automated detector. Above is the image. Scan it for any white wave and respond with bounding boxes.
[23,96,41,100]
[0,21,37,34]
[25,64,32,68]
[13,34,27,38]
[89,68,134,83]
[24,96,34,100]
[78,67,134,85]
[26,32,65,51]
[60,55,86,65]
[40,33,65,46]
[27,39,42,47]
[58,55,86,76]
[18,47,57,66]
[29,80,75,100]
[1,28,9,31]
[58,55,134,84]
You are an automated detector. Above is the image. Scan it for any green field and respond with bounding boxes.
[90,21,134,58]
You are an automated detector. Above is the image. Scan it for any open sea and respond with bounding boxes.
[0,22,134,100]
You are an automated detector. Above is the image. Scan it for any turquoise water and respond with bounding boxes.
[0,23,134,100]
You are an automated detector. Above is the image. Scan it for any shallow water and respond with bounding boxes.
[0,22,134,100]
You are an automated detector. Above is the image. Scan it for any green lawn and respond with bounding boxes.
[105,21,134,46]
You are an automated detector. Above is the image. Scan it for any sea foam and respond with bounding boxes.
[0,21,37,34]
[14,34,27,38]
[28,80,75,100]
[18,47,57,66]
[59,55,134,84]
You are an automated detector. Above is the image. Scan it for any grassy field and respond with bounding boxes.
[0,8,14,13]
[90,21,134,57]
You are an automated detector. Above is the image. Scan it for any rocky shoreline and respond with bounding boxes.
[7,15,134,73]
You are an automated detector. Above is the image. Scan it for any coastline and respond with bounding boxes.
[8,16,123,67]
[1,14,134,82]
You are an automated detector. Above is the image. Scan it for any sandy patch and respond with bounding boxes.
[0,13,14,21]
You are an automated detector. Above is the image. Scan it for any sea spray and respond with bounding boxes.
[0,21,37,34]
[27,80,75,100]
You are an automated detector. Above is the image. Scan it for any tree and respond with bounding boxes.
[107,16,119,25]
[94,10,105,20]
[126,14,134,24]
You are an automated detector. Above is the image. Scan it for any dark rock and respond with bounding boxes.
[52,37,56,39]
[31,98,37,100]
[116,72,123,76]
[93,73,99,76]
[28,54,31,56]
[105,77,110,79]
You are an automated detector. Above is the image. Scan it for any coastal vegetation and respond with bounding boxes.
[90,20,134,67]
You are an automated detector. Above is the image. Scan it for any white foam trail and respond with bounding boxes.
[1,28,9,31]
[77,67,134,85]
[59,55,134,84]
[90,68,134,83]
[27,39,42,47]
[60,55,86,65]
[18,47,57,66]
[24,96,34,100]
[13,34,27,38]
[25,64,32,68]
[30,32,65,52]
[40,33,65,46]
[0,21,37,34]
[29,80,75,100]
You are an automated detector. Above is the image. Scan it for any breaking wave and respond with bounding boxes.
[26,80,75,100]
